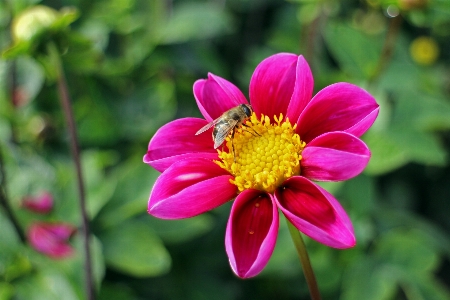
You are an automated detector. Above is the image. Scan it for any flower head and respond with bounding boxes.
[144,53,379,278]
[22,191,54,214]
[27,221,76,259]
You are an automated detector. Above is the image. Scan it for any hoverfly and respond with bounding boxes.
[195,104,255,160]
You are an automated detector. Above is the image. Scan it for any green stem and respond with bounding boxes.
[287,219,321,300]
[0,145,26,243]
[369,15,402,84]
[47,42,95,300]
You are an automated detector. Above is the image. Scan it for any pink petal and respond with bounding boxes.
[22,191,54,214]
[143,118,218,172]
[27,222,76,259]
[194,73,248,122]
[301,132,371,181]
[275,176,355,248]
[225,190,279,278]
[148,158,237,219]
[250,53,298,119]
[286,55,314,124]
[297,83,379,143]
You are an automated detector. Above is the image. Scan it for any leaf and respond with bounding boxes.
[13,268,80,300]
[117,79,176,142]
[375,229,439,275]
[147,215,214,244]
[15,57,45,103]
[401,274,450,300]
[323,22,382,79]
[98,219,171,277]
[363,129,409,175]
[388,128,447,167]
[82,150,119,219]
[341,257,397,300]
[94,154,160,230]
[160,2,234,44]
[0,282,14,300]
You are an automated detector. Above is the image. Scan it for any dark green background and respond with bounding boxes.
[1,0,449,299]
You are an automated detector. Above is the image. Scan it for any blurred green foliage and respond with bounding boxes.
[1,0,450,299]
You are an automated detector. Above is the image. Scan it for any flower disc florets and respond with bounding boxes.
[216,113,305,193]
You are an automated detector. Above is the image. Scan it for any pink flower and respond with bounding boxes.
[22,192,54,214]
[144,53,379,278]
[27,221,76,258]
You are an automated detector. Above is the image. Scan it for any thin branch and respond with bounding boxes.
[47,42,95,300]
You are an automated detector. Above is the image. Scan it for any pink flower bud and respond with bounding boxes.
[22,192,54,214]
[27,222,76,259]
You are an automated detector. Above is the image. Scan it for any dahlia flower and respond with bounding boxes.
[28,221,76,258]
[144,53,379,278]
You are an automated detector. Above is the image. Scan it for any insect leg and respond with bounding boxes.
[231,127,236,163]
[241,123,261,136]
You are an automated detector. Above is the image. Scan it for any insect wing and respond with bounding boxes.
[195,118,219,135]
[213,119,238,149]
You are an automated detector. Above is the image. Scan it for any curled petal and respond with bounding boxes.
[194,73,248,122]
[144,118,218,172]
[275,177,355,248]
[250,53,298,119]
[301,132,371,181]
[27,222,76,259]
[297,83,379,143]
[22,191,53,214]
[148,158,237,219]
[286,55,314,124]
[225,190,279,278]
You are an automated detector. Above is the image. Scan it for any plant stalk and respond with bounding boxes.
[287,219,321,300]
[48,42,95,300]
[370,15,403,84]
[0,146,26,243]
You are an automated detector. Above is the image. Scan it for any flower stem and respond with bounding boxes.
[286,219,321,300]
[369,15,402,84]
[0,146,26,243]
[47,42,95,300]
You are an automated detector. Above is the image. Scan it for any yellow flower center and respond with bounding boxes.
[216,113,305,193]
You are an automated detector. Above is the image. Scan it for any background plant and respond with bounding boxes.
[0,0,449,299]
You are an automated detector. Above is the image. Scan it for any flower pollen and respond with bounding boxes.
[216,113,305,193]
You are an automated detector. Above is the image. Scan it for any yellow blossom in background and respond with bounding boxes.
[410,36,439,66]
[12,5,58,42]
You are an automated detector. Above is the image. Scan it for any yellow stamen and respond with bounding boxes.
[215,113,306,193]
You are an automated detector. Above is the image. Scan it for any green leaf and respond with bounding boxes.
[13,269,79,300]
[341,257,397,300]
[15,56,45,103]
[117,79,176,142]
[160,2,234,44]
[82,150,119,219]
[363,129,409,175]
[388,128,447,166]
[323,22,382,79]
[375,229,439,275]
[341,175,376,216]
[147,215,214,244]
[401,274,450,300]
[94,154,159,230]
[98,219,171,277]
[0,282,14,300]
